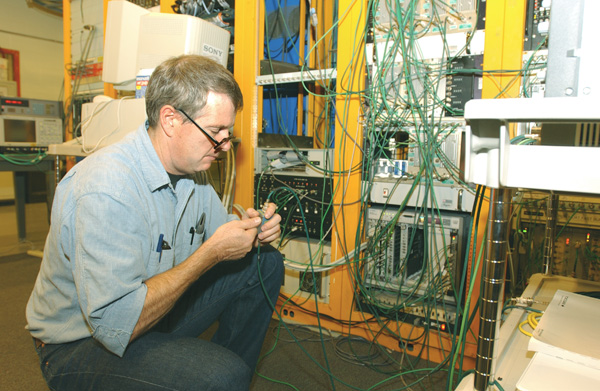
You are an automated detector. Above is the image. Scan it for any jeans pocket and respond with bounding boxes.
[37,342,72,381]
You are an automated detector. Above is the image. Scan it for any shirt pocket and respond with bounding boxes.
[190,229,205,249]
[147,250,162,277]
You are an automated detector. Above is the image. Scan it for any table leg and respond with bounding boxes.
[13,171,27,241]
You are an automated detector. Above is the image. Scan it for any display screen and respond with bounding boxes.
[3,118,36,142]
[1,98,29,107]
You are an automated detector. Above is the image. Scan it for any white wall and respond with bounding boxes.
[69,0,106,94]
[0,1,64,200]
[0,0,64,101]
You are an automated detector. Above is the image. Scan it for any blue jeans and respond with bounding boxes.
[34,246,283,391]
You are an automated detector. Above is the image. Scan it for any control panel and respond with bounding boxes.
[255,173,333,240]
[0,96,63,152]
[517,191,600,229]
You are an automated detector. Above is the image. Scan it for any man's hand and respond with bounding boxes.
[245,203,281,246]
[131,217,260,341]
[203,218,261,262]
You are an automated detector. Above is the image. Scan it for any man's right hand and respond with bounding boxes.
[132,217,261,341]
[202,217,262,263]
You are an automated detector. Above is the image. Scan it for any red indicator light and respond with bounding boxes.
[440,323,447,331]
[566,238,570,245]
[2,99,27,106]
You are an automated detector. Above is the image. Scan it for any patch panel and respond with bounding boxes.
[517,191,600,229]
[360,289,458,333]
[364,206,470,295]
[255,174,332,240]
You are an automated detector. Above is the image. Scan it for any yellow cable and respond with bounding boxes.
[518,312,542,337]
[518,319,533,337]
[528,312,540,329]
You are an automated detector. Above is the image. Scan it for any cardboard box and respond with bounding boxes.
[135,69,152,99]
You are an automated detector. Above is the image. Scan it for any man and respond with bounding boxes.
[26,55,284,391]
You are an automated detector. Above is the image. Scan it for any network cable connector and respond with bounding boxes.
[265,150,303,170]
[374,159,408,179]
[509,296,549,308]
[254,147,333,177]
[257,202,270,232]
[405,123,464,181]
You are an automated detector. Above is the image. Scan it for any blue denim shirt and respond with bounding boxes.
[26,122,235,357]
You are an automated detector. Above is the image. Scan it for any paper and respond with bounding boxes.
[517,352,600,391]
[528,290,600,371]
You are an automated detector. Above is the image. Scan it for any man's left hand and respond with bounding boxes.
[244,203,281,246]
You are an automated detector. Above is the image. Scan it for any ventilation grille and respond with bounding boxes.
[575,123,600,147]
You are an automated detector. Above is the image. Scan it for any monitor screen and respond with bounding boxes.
[4,118,36,142]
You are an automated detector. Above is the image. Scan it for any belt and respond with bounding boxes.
[33,337,45,349]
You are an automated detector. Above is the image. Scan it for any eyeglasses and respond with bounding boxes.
[176,108,234,151]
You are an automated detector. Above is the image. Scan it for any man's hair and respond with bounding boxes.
[145,55,243,128]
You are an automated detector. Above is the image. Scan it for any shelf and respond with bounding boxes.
[464,97,600,194]
[255,67,337,86]
[47,139,89,157]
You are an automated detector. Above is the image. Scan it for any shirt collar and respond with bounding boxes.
[135,121,171,192]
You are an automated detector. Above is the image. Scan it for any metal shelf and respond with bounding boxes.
[464,97,600,194]
[255,68,337,86]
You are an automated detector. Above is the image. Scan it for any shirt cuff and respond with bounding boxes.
[90,283,147,357]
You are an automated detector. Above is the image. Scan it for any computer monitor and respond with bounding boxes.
[102,1,231,90]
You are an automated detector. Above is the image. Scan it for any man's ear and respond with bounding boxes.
[159,105,178,137]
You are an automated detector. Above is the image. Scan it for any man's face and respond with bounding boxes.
[172,92,236,174]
